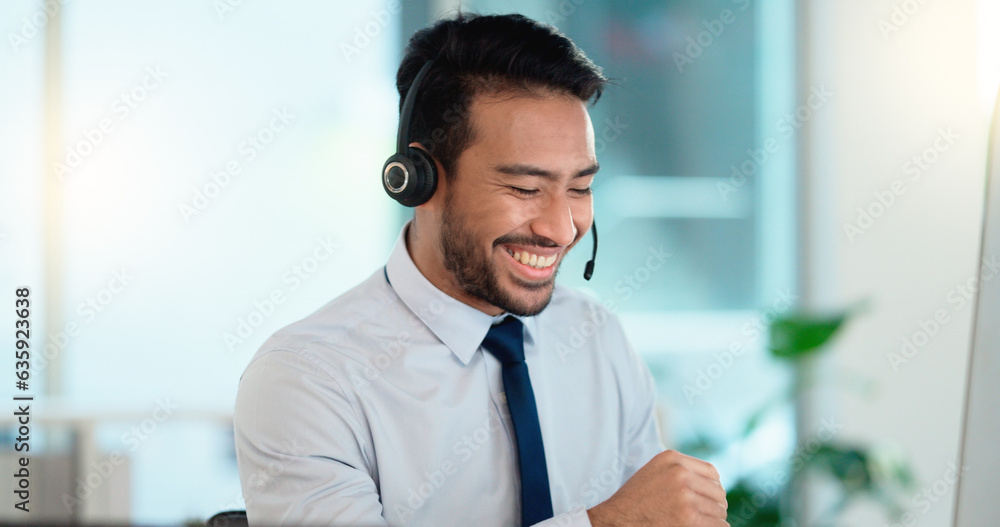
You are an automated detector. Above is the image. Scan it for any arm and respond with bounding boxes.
[234,350,388,526]
[586,318,729,527]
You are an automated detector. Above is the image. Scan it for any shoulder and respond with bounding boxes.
[540,284,622,333]
[242,268,412,379]
[534,284,632,362]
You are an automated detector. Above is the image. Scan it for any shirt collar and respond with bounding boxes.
[384,222,537,364]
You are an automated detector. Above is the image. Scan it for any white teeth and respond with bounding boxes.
[506,248,557,269]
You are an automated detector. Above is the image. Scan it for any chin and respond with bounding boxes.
[495,276,557,317]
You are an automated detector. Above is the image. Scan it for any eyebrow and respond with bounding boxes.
[493,162,600,179]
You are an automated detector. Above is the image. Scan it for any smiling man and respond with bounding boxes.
[234,13,728,527]
[415,93,597,317]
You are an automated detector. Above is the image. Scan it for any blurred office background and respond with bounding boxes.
[0,0,996,525]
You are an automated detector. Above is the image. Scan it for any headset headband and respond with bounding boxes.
[396,58,435,154]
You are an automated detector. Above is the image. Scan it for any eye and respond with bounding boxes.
[509,186,539,196]
[571,187,593,196]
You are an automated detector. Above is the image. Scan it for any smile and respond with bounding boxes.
[504,247,557,270]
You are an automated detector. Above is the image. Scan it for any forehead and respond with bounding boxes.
[464,91,596,163]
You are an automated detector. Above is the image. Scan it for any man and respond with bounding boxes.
[234,13,728,527]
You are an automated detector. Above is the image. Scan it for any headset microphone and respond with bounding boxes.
[381,56,599,280]
[583,220,598,281]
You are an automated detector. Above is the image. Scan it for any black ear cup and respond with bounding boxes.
[382,146,437,207]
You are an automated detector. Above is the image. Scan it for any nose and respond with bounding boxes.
[530,193,578,248]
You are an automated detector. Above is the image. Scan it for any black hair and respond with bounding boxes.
[396,13,607,176]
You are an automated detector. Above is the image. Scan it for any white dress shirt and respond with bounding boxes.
[234,225,664,526]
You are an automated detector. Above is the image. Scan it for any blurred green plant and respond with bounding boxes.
[684,310,915,527]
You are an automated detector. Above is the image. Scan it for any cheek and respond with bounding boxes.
[465,208,516,248]
[492,198,537,231]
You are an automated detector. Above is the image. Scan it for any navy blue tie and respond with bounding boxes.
[482,316,554,526]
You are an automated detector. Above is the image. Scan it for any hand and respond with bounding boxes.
[587,450,728,527]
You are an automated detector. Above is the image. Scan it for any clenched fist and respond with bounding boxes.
[587,450,728,527]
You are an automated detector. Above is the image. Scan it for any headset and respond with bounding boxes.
[381,57,599,280]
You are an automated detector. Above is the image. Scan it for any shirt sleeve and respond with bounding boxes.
[531,506,593,527]
[234,349,388,527]
[612,314,665,481]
